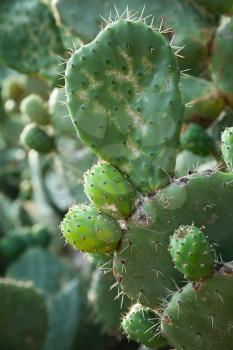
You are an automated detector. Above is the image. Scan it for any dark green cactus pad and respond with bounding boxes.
[161,262,233,350]
[61,205,122,253]
[6,248,70,297]
[211,17,233,107]
[113,171,233,308]
[180,75,224,123]
[169,225,214,281]
[180,123,216,156]
[20,124,54,154]
[192,0,233,15]
[88,269,131,334]
[0,278,47,350]
[0,0,64,81]
[121,303,168,348]
[54,0,213,73]
[84,162,136,219]
[221,127,233,171]
[20,94,50,125]
[65,18,183,192]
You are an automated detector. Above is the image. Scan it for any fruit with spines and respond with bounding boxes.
[169,225,215,281]
[161,263,233,350]
[20,94,50,125]
[61,205,122,253]
[84,162,136,219]
[121,303,168,348]
[20,124,54,153]
[180,123,216,156]
[65,18,184,193]
[221,127,233,171]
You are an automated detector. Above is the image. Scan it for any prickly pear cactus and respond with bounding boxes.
[65,17,183,192]
[20,124,54,154]
[0,278,47,350]
[161,263,233,350]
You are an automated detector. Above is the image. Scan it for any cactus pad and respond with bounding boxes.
[0,0,64,81]
[0,278,47,350]
[65,18,183,192]
[84,162,136,219]
[161,263,233,350]
[61,205,122,253]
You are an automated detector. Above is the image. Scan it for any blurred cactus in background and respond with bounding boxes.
[1,1,233,350]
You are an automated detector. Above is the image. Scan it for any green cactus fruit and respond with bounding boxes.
[113,171,233,309]
[20,94,50,125]
[192,0,233,15]
[161,262,233,350]
[180,75,224,124]
[88,269,131,334]
[169,225,215,281]
[84,162,136,219]
[0,0,64,81]
[20,124,54,153]
[122,303,168,348]
[211,17,233,107]
[221,126,233,171]
[180,123,216,156]
[4,98,18,115]
[65,18,183,193]
[0,278,47,350]
[61,205,122,253]
[54,0,213,74]
[1,75,25,102]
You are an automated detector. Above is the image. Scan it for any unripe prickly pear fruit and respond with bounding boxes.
[20,94,50,125]
[121,303,168,348]
[20,124,54,153]
[221,127,233,171]
[169,225,214,281]
[1,76,25,102]
[61,205,122,253]
[180,123,215,156]
[84,162,136,219]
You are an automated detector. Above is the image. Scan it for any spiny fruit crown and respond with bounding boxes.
[84,162,136,219]
[60,205,122,253]
[169,225,215,281]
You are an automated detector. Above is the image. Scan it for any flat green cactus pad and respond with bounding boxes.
[0,278,47,350]
[161,263,233,350]
[0,0,64,81]
[113,171,233,308]
[65,18,183,192]
[211,17,233,107]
